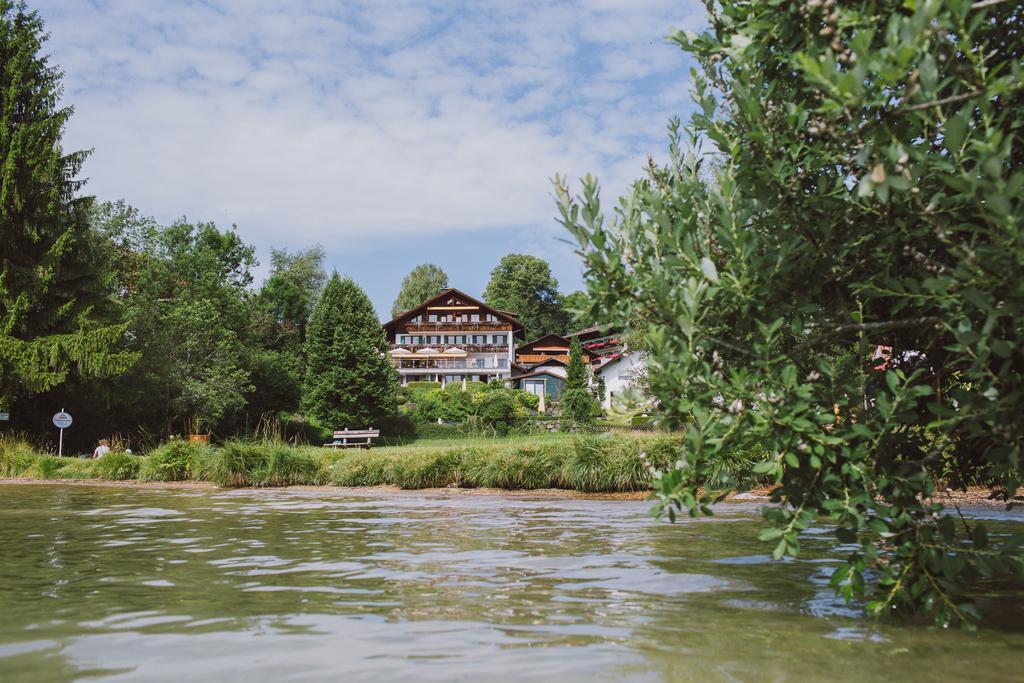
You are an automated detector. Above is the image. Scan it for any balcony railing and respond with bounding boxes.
[390,343,508,353]
[403,321,511,332]
[393,359,510,370]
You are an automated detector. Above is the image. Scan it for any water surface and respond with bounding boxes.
[1,484,1022,681]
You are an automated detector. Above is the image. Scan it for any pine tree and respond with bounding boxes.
[0,2,137,411]
[302,273,398,429]
[561,338,593,429]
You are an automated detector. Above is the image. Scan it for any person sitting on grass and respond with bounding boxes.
[92,439,110,459]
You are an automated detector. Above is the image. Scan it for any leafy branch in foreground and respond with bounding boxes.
[558,0,1023,627]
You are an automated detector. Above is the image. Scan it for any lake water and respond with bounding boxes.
[1,484,1022,682]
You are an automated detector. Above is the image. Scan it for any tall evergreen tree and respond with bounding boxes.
[561,338,593,429]
[391,263,448,318]
[303,273,398,428]
[0,2,136,411]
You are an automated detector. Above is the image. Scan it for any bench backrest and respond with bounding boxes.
[332,429,380,438]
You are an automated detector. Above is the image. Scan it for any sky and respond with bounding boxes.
[35,0,704,318]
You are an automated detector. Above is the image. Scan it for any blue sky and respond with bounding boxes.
[36,0,703,317]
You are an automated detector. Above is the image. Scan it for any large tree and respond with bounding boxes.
[483,254,569,339]
[303,274,398,429]
[0,1,136,412]
[560,0,1023,625]
[391,263,448,318]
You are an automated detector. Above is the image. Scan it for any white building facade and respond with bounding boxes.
[382,289,523,386]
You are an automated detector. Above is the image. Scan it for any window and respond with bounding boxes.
[493,335,507,345]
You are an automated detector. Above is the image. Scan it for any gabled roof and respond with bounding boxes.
[515,333,571,354]
[521,356,568,371]
[511,367,569,382]
[382,287,525,337]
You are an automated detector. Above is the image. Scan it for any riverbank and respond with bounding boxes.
[1,477,1015,507]
[1,432,686,494]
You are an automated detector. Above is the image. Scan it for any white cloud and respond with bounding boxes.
[36,0,704,249]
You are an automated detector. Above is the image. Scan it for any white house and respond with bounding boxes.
[593,350,646,410]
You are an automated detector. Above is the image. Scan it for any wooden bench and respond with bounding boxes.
[324,428,380,449]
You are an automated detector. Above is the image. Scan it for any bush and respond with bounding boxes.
[473,389,517,435]
[93,453,141,480]
[561,388,596,431]
[405,381,442,398]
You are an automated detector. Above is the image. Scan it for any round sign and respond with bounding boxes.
[52,411,73,429]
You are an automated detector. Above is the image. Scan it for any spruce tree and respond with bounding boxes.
[0,1,136,411]
[561,338,593,429]
[302,273,398,429]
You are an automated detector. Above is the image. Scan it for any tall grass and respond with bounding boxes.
[2,431,694,493]
[0,434,42,477]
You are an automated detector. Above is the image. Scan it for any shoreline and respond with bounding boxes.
[1,478,1018,507]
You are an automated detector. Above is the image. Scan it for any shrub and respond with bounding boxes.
[94,453,141,480]
[405,381,442,398]
[561,388,596,431]
[473,389,517,435]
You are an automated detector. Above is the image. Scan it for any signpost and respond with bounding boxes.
[52,410,73,457]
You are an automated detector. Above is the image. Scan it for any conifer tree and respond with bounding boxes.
[0,1,136,411]
[561,338,593,429]
[302,273,398,428]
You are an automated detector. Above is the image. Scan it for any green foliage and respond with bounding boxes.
[562,290,593,333]
[0,3,138,410]
[562,339,595,429]
[406,381,443,398]
[389,449,461,489]
[391,264,449,318]
[302,273,398,429]
[328,450,393,487]
[93,453,140,480]
[558,0,1024,626]
[483,254,570,339]
[139,440,207,481]
[53,459,97,480]
[472,388,517,435]
[0,435,41,476]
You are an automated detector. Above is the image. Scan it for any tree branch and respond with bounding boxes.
[899,89,985,114]
[971,0,1008,10]
[794,317,943,352]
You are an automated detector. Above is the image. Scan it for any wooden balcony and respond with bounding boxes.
[391,343,509,353]
[403,321,511,332]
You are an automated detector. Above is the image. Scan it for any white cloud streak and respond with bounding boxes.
[37,0,704,249]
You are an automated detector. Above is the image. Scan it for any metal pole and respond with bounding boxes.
[58,407,64,457]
